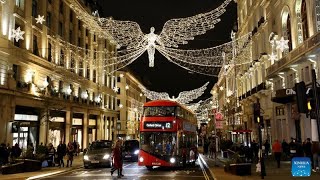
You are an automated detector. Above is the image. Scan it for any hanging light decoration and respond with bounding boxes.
[139,82,209,104]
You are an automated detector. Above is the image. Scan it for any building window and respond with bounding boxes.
[286,14,292,51]
[93,70,96,83]
[78,21,81,31]
[69,30,73,43]
[70,11,73,22]
[59,80,63,92]
[117,88,120,95]
[15,0,24,9]
[46,12,51,28]
[70,55,75,73]
[78,38,81,46]
[59,0,63,14]
[33,35,39,56]
[60,50,65,67]
[301,0,309,40]
[59,22,63,36]
[117,76,121,82]
[48,43,52,62]
[86,29,89,36]
[86,67,90,80]
[79,61,83,76]
[316,0,320,32]
[13,64,19,81]
[32,0,37,17]
[117,99,120,106]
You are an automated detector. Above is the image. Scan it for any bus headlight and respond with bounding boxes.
[84,155,89,161]
[170,157,176,164]
[103,154,110,159]
[134,150,139,155]
[139,157,144,162]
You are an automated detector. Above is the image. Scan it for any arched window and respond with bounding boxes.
[301,0,309,40]
[286,14,292,51]
[282,7,292,53]
[316,0,320,32]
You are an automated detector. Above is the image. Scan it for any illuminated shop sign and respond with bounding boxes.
[144,122,172,129]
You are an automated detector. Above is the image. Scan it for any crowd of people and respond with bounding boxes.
[0,140,81,168]
[203,136,320,172]
[0,143,22,166]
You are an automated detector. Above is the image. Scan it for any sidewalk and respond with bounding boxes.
[0,153,83,180]
[200,153,320,180]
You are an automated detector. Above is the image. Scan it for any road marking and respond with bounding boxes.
[199,155,216,180]
[198,156,210,180]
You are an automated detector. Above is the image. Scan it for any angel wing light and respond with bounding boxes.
[68,0,234,72]
[139,82,209,104]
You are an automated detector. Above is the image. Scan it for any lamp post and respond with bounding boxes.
[257,116,266,179]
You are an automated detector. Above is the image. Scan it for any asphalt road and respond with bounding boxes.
[42,160,213,180]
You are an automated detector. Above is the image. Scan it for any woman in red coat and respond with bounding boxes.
[111,140,123,178]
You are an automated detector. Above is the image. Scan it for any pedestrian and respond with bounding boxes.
[303,138,312,160]
[311,141,320,172]
[281,139,289,160]
[57,141,66,167]
[66,142,74,167]
[73,141,77,156]
[251,140,259,163]
[0,143,9,166]
[272,139,282,168]
[289,138,298,159]
[47,143,56,167]
[264,140,270,157]
[11,143,21,162]
[111,140,123,178]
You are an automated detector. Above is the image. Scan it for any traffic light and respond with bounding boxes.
[253,103,260,123]
[295,82,308,113]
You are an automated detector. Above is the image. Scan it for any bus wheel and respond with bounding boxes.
[146,166,153,170]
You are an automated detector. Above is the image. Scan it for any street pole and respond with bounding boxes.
[258,116,266,179]
[311,69,320,141]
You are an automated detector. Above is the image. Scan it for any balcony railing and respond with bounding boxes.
[239,82,266,100]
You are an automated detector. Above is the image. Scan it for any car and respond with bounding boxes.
[83,140,113,169]
[122,140,139,162]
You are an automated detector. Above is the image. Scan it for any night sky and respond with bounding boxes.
[97,0,237,102]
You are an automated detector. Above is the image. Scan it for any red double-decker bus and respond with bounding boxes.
[138,100,198,170]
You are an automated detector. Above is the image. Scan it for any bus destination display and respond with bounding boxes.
[144,122,172,129]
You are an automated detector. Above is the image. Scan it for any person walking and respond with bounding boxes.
[272,139,282,168]
[57,141,67,167]
[66,142,74,167]
[281,139,289,160]
[111,140,123,178]
[264,140,270,158]
[311,141,320,172]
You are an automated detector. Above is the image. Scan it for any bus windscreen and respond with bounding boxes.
[140,132,177,156]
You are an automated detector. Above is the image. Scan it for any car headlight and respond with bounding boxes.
[139,157,144,162]
[134,150,139,155]
[170,157,176,164]
[103,154,110,159]
[84,155,89,161]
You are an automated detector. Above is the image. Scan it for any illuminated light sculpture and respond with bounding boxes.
[276,37,289,52]
[35,15,45,24]
[139,82,209,104]
[68,0,240,73]
[11,27,25,42]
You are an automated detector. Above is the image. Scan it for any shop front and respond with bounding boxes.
[13,106,40,151]
[71,113,83,150]
[48,110,66,148]
[88,114,97,144]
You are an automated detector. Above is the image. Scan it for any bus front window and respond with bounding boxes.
[140,132,177,156]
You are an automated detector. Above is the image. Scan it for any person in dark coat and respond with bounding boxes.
[111,140,123,178]
[57,141,67,167]
[0,143,9,166]
[282,139,289,159]
[11,143,21,162]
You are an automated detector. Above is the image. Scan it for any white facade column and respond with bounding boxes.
[83,110,88,149]
[65,106,72,144]
[0,94,15,144]
[39,110,48,145]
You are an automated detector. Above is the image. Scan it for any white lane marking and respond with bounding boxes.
[62,174,205,178]
[26,170,65,180]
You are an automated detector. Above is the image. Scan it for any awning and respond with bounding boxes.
[271,96,295,104]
